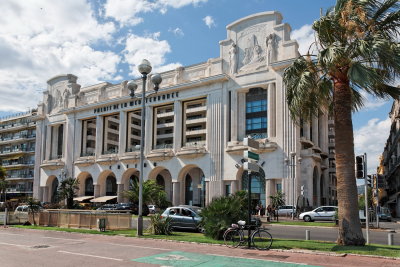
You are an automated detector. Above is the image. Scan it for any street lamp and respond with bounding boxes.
[127,59,162,236]
[287,152,301,220]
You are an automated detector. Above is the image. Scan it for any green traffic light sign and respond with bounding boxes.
[243,150,259,161]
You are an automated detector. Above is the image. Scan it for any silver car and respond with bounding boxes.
[299,206,338,222]
[161,206,202,231]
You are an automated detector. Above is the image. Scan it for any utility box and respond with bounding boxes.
[97,218,106,232]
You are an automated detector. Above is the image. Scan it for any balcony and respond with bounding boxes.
[75,152,95,166]
[147,144,174,161]
[0,121,36,133]
[177,141,207,159]
[157,122,174,129]
[186,117,206,125]
[0,148,35,156]
[186,105,206,114]
[120,147,141,163]
[185,129,206,136]
[156,133,173,139]
[156,111,174,118]
[226,139,278,154]
[2,161,34,169]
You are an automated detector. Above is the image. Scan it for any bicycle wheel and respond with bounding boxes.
[224,229,241,248]
[251,229,273,250]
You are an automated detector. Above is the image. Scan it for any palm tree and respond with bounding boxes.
[57,178,80,209]
[0,166,9,202]
[123,179,170,209]
[283,0,399,245]
[26,197,41,225]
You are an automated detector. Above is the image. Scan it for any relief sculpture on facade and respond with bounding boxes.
[229,42,238,75]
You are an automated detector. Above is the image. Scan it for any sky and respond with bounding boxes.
[0,0,395,173]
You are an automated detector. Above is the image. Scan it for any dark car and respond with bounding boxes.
[161,206,203,232]
[97,204,117,211]
[131,203,150,216]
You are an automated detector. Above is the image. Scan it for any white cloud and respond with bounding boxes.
[0,0,120,112]
[354,118,391,173]
[358,91,390,111]
[291,24,315,55]
[203,15,216,28]
[104,0,208,26]
[169,27,184,37]
[123,33,181,76]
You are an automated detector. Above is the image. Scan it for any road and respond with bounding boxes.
[266,223,400,245]
[0,227,399,267]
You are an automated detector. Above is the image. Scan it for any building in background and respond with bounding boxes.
[381,99,400,217]
[34,12,336,209]
[0,110,38,201]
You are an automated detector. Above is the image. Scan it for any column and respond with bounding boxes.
[237,92,246,140]
[230,180,238,194]
[45,126,52,160]
[172,182,180,206]
[117,184,124,203]
[119,111,127,155]
[173,101,182,151]
[230,91,238,141]
[95,116,103,157]
[42,186,49,203]
[268,83,276,138]
[144,106,152,154]
[94,184,100,198]
[265,179,274,206]
[205,181,210,206]
[65,115,75,176]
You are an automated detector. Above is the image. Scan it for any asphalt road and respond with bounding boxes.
[0,227,399,267]
[265,223,400,245]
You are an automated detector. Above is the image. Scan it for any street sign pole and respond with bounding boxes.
[243,137,260,249]
[363,153,369,244]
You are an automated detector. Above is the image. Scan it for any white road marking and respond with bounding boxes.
[0,233,27,237]
[109,243,171,251]
[57,250,123,261]
[42,236,81,241]
[207,253,310,265]
[0,242,32,248]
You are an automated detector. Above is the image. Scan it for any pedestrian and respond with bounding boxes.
[260,204,264,217]
[255,204,260,216]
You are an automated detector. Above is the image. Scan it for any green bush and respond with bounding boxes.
[200,191,247,240]
[147,213,173,235]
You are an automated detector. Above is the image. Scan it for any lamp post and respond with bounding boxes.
[287,152,301,220]
[127,59,162,236]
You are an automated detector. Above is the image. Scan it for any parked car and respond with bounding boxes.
[116,203,133,211]
[161,206,203,232]
[148,205,160,214]
[299,206,338,222]
[14,205,43,214]
[276,205,296,216]
[97,204,117,211]
[377,207,392,222]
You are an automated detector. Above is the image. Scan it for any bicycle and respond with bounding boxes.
[223,220,273,250]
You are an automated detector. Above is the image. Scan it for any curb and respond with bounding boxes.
[6,227,400,261]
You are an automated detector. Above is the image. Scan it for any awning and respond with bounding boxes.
[90,196,117,203]
[73,196,94,202]
[387,192,400,204]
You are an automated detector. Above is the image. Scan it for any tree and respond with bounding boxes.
[26,197,41,226]
[57,178,79,209]
[283,0,400,245]
[358,187,373,210]
[124,179,171,209]
[0,166,9,202]
[270,191,285,209]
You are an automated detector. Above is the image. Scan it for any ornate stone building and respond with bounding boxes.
[33,12,334,208]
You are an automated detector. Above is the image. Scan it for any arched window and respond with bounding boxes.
[129,174,138,190]
[156,175,165,190]
[185,174,193,205]
[242,168,266,207]
[51,178,59,203]
[106,175,117,196]
[85,177,94,196]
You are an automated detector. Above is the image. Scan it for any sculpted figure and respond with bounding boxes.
[229,42,238,74]
[174,66,184,84]
[63,89,70,108]
[266,33,276,65]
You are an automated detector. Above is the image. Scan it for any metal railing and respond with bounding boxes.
[153,144,173,149]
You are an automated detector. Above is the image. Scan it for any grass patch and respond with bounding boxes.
[11,225,400,258]
[266,221,336,227]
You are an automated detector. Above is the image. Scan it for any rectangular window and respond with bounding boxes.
[81,119,96,157]
[126,111,141,152]
[225,184,231,196]
[246,100,267,113]
[276,183,282,193]
[103,114,119,154]
[246,117,267,131]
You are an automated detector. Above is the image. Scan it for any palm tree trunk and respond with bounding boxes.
[333,76,365,246]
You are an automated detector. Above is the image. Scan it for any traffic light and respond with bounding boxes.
[367,175,372,187]
[355,155,365,178]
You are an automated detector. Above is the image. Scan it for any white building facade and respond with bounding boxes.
[33,12,333,208]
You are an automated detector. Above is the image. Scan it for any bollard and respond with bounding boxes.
[306,230,310,240]
[4,208,7,226]
[388,233,394,246]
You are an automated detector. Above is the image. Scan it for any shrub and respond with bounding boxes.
[200,191,247,240]
[147,213,173,235]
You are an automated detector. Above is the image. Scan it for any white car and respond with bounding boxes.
[148,205,160,214]
[299,206,338,222]
[276,205,296,216]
